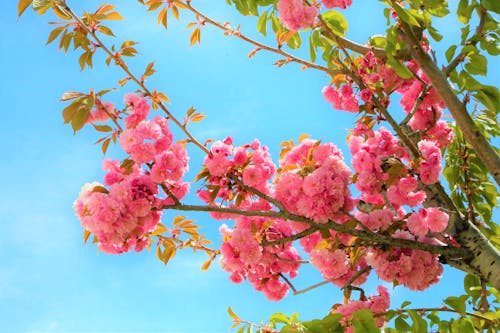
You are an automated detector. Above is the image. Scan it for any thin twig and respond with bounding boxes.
[443,7,487,76]
[227,174,286,212]
[381,307,495,324]
[342,265,372,289]
[261,225,320,247]
[95,98,123,132]
[400,84,431,126]
[181,1,342,76]
[60,2,210,154]
[278,273,298,293]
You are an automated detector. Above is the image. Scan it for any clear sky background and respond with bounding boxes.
[1,1,498,332]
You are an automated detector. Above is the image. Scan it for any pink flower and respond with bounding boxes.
[278,0,318,31]
[426,120,454,148]
[408,207,449,236]
[276,140,353,223]
[407,210,428,237]
[87,102,115,123]
[310,249,350,280]
[366,231,443,290]
[74,173,162,254]
[418,139,442,185]
[322,0,352,9]
[124,93,150,129]
[360,88,374,103]
[323,85,359,112]
[219,215,301,301]
[335,285,390,330]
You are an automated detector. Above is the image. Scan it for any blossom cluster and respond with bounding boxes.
[335,285,390,332]
[275,140,370,287]
[366,231,443,290]
[219,206,301,301]
[74,94,190,253]
[278,0,354,31]
[275,139,354,223]
[197,137,275,217]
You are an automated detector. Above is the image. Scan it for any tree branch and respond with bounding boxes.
[399,21,500,186]
[60,3,210,154]
[180,1,342,76]
[443,7,487,76]
[384,307,495,324]
[161,203,468,258]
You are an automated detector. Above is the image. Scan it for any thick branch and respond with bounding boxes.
[161,203,468,258]
[454,222,500,290]
[399,21,500,186]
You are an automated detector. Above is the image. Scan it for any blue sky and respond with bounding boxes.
[1,1,497,332]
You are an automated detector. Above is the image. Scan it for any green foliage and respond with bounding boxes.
[351,310,380,333]
[321,10,348,37]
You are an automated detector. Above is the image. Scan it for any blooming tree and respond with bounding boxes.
[18,0,499,332]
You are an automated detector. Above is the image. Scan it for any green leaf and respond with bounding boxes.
[32,0,50,15]
[309,34,317,63]
[451,317,475,333]
[352,310,380,333]
[93,124,112,132]
[257,10,268,36]
[369,35,387,48]
[321,10,348,36]
[391,2,421,27]
[426,22,443,41]
[481,0,500,14]
[457,0,475,24]
[387,54,413,78]
[395,316,411,332]
[286,32,301,49]
[46,26,65,45]
[474,86,500,113]
[408,310,428,333]
[444,295,468,313]
[269,312,289,324]
[445,45,458,63]
[400,301,412,308]
[465,53,487,76]
[62,100,81,124]
[481,182,499,207]
[71,107,90,133]
[97,25,115,37]
[321,313,343,327]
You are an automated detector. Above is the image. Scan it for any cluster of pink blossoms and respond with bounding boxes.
[275,139,354,223]
[322,85,359,113]
[348,126,447,289]
[199,139,302,300]
[74,94,190,253]
[219,201,301,301]
[348,126,417,206]
[323,0,352,9]
[366,231,443,290]
[275,140,370,287]
[74,168,162,254]
[335,285,390,332]
[407,207,449,237]
[278,0,354,31]
[197,137,275,218]
[277,0,318,31]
